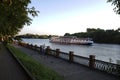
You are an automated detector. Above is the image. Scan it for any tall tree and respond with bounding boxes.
[0,0,39,41]
[107,0,120,15]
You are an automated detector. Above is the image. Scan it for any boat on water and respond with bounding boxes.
[50,36,94,45]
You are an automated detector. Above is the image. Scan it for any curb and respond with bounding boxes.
[7,47,36,80]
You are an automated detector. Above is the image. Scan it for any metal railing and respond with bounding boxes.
[95,59,120,76]
[17,42,120,76]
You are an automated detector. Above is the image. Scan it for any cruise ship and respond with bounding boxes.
[50,36,93,45]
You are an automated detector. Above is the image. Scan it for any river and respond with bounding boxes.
[22,38,120,64]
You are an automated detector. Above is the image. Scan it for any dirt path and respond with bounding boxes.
[0,43,31,80]
[16,45,119,80]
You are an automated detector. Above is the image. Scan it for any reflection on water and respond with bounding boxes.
[22,38,120,64]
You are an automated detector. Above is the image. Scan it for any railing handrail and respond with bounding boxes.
[95,59,119,66]
[16,41,120,76]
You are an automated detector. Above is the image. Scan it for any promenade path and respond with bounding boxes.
[0,43,31,80]
[15,45,119,80]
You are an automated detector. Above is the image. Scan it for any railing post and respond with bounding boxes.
[23,43,26,47]
[28,44,30,48]
[117,60,120,75]
[18,41,21,46]
[56,49,60,58]
[26,43,28,48]
[89,55,95,69]
[69,51,74,62]
[34,45,37,50]
[30,44,32,49]
[117,65,120,75]
[40,45,42,53]
[31,44,33,49]
[45,46,51,55]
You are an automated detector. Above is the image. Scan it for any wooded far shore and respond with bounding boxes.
[15,28,120,44]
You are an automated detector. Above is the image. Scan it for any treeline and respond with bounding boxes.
[64,28,120,44]
[15,34,51,39]
[15,34,59,40]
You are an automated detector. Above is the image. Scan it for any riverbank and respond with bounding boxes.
[14,44,119,80]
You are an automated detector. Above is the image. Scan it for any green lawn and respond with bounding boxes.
[7,45,64,80]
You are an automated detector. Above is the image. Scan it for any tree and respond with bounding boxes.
[64,33,71,36]
[117,28,120,32]
[0,0,39,42]
[70,28,120,44]
[107,0,120,15]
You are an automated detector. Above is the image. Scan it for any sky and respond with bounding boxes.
[19,0,120,36]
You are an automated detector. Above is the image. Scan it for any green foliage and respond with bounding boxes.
[0,0,39,41]
[64,33,71,36]
[15,34,50,39]
[7,45,64,80]
[107,0,120,14]
[64,28,120,44]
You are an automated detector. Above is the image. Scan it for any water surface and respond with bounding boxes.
[22,38,120,64]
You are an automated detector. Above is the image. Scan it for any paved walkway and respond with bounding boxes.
[0,43,31,80]
[16,45,119,80]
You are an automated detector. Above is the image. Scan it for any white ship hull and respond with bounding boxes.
[50,36,93,45]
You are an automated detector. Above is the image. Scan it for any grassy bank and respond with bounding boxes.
[7,45,64,80]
